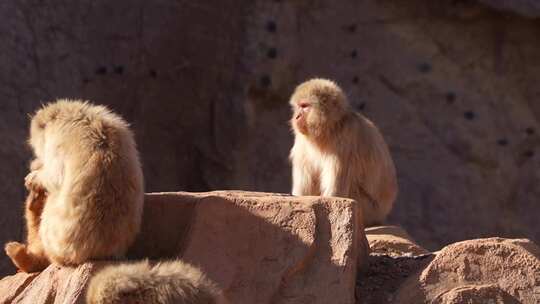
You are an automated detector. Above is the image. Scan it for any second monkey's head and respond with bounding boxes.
[289,78,350,138]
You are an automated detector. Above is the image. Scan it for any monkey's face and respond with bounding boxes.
[290,79,348,137]
[291,99,312,135]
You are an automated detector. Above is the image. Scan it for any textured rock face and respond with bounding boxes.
[0,263,95,304]
[479,0,540,17]
[396,238,540,304]
[2,0,540,276]
[365,225,429,257]
[0,191,365,304]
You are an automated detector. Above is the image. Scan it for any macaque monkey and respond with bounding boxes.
[289,78,398,227]
[4,99,144,272]
[87,260,227,304]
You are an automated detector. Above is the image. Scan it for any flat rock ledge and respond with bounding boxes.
[0,191,367,304]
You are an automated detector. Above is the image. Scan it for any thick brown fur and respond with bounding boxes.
[289,78,398,226]
[86,260,227,304]
[4,99,144,272]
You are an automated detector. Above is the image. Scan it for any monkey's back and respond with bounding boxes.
[347,113,398,225]
[86,260,222,304]
[38,101,144,265]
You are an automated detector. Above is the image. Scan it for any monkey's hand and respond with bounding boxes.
[24,171,45,193]
[26,189,47,213]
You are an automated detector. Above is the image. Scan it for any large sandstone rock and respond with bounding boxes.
[395,238,540,304]
[0,191,366,304]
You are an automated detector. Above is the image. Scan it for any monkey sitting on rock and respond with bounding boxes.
[4,100,225,304]
[5,99,145,271]
[289,78,398,227]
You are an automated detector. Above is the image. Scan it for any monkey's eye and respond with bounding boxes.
[298,101,310,109]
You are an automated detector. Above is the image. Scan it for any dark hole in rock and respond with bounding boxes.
[82,77,90,84]
[497,139,508,146]
[357,103,366,111]
[267,48,277,59]
[114,65,124,75]
[418,63,432,73]
[446,92,456,104]
[464,111,475,120]
[347,24,357,33]
[149,69,158,78]
[266,21,277,33]
[524,150,535,158]
[352,76,359,84]
[351,50,358,58]
[526,127,535,135]
[260,75,271,87]
[95,66,107,75]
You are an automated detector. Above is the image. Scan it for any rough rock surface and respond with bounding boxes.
[2,0,540,276]
[395,238,540,304]
[0,191,365,304]
[479,0,540,17]
[357,236,540,304]
[365,225,429,257]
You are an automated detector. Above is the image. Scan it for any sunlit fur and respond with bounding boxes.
[289,78,398,226]
[5,99,144,271]
[4,186,49,272]
[87,260,226,304]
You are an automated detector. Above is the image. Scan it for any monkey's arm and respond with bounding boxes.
[320,159,351,198]
[29,158,43,171]
[291,153,321,196]
[321,158,378,209]
[292,164,314,196]
[4,188,49,273]
[24,170,49,211]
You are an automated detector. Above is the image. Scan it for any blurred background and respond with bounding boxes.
[1,0,540,276]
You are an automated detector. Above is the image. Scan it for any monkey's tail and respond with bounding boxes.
[86,259,227,304]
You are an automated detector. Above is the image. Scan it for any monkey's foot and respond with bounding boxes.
[5,242,48,273]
